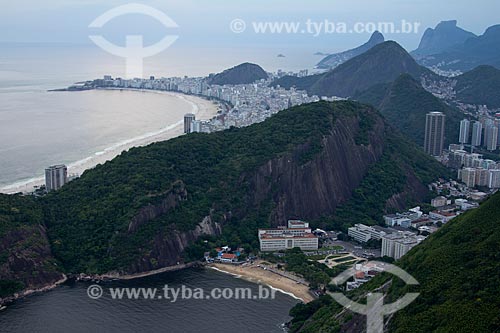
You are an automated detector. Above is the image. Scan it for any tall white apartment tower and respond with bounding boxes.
[45,164,67,191]
[471,121,483,147]
[459,119,470,144]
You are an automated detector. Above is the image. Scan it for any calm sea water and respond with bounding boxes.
[0,268,299,332]
[0,43,320,188]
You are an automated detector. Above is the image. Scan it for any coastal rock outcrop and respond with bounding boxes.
[129,215,222,273]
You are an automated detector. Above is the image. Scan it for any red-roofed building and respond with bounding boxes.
[219,253,238,263]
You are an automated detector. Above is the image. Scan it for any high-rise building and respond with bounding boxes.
[485,124,498,151]
[471,121,483,147]
[461,167,477,187]
[183,113,196,134]
[448,150,466,169]
[424,112,445,156]
[45,164,67,191]
[489,170,500,189]
[475,168,490,186]
[495,119,500,147]
[459,119,470,144]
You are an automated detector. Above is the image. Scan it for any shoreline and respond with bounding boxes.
[0,262,201,306]
[74,261,201,282]
[0,274,68,307]
[208,261,315,303]
[0,89,219,194]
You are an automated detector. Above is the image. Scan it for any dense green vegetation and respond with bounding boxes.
[354,74,463,147]
[207,62,268,85]
[0,194,43,237]
[284,248,337,289]
[43,101,369,273]
[1,100,447,286]
[455,65,500,108]
[288,192,500,333]
[0,280,25,298]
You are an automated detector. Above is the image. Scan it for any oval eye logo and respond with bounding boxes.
[89,3,179,79]
[329,261,420,333]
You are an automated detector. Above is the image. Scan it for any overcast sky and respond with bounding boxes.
[1,0,499,51]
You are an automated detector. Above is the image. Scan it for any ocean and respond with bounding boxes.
[0,267,299,332]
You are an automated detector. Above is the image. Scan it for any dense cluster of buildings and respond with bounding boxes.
[347,222,426,259]
[88,72,343,135]
[447,147,500,189]
[258,220,319,251]
[347,216,428,260]
[457,118,500,151]
[347,187,484,259]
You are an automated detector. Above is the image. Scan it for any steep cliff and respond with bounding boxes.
[247,112,385,225]
[129,215,222,273]
[0,195,64,298]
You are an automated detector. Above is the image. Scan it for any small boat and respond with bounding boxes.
[0,306,7,311]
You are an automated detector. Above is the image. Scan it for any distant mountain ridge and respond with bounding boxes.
[316,31,385,69]
[207,62,268,85]
[412,20,476,56]
[451,65,500,108]
[415,23,500,71]
[273,41,437,98]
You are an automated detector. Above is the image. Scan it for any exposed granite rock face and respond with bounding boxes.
[0,224,63,292]
[385,166,429,212]
[128,180,188,233]
[129,215,222,273]
[247,113,386,226]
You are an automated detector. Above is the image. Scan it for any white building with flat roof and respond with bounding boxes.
[258,220,318,251]
[381,232,425,260]
[347,224,390,243]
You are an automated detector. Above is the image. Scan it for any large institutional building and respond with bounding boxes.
[258,220,319,251]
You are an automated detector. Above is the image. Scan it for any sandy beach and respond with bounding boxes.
[0,90,219,194]
[209,261,315,303]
